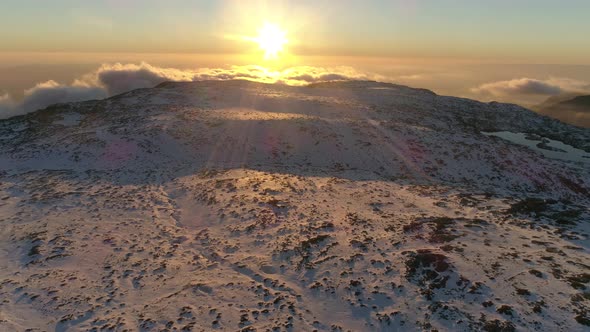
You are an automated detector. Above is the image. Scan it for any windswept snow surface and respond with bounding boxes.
[0,80,589,331]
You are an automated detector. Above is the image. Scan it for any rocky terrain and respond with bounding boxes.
[0,80,588,331]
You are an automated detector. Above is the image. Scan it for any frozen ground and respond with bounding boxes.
[0,80,589,331]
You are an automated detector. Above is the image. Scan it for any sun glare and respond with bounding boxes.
[252,22,288,60]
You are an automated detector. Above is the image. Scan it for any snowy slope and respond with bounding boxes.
[0,80,589,331]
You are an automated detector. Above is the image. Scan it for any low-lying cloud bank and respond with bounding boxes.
[0,63,383,119]
[471,77,590,97]
[471,77,590,128]
[1,81,106,119]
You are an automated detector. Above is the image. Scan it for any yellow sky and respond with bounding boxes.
[1,1,589,65]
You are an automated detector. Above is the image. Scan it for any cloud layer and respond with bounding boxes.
[472,77,590,97]
[1,81,107,119]
[93,63,197,95]
[470,77,590,128]
[0,63,382,119]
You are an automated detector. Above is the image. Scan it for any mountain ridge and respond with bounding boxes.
[535,93,590,128]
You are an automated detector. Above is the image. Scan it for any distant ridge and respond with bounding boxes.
[535,93,590,128]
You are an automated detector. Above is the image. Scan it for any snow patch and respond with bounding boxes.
[483,131,590,163]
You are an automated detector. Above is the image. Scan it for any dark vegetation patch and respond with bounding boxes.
[345,212,369,226]
[197,168,227,179]
[532,301,545,314]
[571,292,590,302]
[505,198,585,225]
[403,217,483,243]
[507,198,556,216]
[278,234,338,270]
[299,235,331,251]
[552,209,583,225]
[575,310,590,326]
[311,222,335,232]
[404,250,452,300]
[481,319,516,332]
[558,175,589,196]
[405,250,450,277]
[568,273,590,290]
[28,244,41,257]
[496,305,514,316]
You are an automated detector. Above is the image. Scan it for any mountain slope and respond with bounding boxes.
[536,94,590,128]
[0,80,589,331]
[560,95,590,109]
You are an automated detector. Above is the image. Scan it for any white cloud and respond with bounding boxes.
[0,62,388,119]
[191,65,383,86]
[0,81,106,119]
[21,81,107,113]
[472,77,589,97]
[0,93,12,105]
[396,74,424,80]
[0,93,17,118]
[89,63,381,93]
[93,63,196,95]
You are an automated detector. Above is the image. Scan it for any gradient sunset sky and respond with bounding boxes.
[2,0,589,62]
[1,0,590,111]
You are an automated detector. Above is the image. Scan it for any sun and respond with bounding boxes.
[252,22,288,60]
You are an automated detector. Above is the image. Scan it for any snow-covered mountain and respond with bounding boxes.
[0,80,588,331]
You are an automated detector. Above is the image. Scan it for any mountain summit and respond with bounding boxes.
[1,80,589,331]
